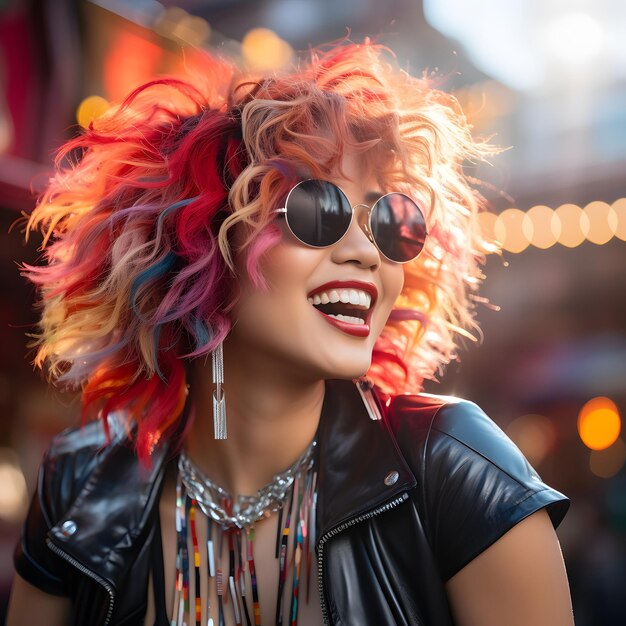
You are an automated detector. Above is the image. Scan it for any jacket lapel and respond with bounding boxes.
[315,379,416,539]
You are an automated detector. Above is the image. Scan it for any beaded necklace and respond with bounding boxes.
[173,441,318,626]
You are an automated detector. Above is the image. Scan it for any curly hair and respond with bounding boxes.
[22,40,497,460]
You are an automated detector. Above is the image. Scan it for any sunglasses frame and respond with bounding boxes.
[274,179,428,264]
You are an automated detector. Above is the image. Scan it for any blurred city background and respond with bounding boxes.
[0,0,625,623]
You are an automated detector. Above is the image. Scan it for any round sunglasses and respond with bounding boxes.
[274,179,427,263]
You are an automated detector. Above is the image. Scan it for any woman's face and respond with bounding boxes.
[228,150,405,382]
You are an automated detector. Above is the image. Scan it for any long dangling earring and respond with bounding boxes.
[212,341,227,439]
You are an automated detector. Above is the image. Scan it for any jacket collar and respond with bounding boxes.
[315,379,416,537]
[48,379,416,590]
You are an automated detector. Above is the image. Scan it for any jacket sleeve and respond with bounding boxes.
[13,446,71,596]
[422,400,570,582]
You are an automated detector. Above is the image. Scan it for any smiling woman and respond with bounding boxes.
[8,40,573,626]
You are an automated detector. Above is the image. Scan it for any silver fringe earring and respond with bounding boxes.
[212,341,227,439]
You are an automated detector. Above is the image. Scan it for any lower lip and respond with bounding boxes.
[313,308,371,337]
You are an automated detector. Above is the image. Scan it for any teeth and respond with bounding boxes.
[308,288,373,309]
[327,314,365,325]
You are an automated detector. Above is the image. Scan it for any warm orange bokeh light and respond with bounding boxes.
[104,29,164,101]
[523,205,560,249]
[76,95,109,128]
[495,208,530,253]
[584,201,617,245]
[242,28,292,71]
[613,198,626,241]
[578,396,621,451]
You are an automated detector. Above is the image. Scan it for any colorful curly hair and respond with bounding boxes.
[23,40,496,460]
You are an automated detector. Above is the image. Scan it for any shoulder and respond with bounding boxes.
[385,393,542,485]
[13,417,126,596]
[37,416,128,526]
[383,392,570,580]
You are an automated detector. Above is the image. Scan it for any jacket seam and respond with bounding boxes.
[424,405,543,493]
[444,487,564,582]
[494,485,560,519]
[429,425,535,489]
[421,401,451,548]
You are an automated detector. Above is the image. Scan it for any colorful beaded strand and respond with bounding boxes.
[189,499,202,626]
[216,525,225,626]
[172,475,185,626]
[181,496,191,624]
[275,477,295,626]
[247,527,261,626]
[237,531,253,626]
[289,477,306,626]
[228,531,242,624]
[306,472,318,603]
[206,515,214,626]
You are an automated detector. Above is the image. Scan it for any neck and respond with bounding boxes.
[184,338,325,497]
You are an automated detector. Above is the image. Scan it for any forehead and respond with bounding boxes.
[331,149,384,204]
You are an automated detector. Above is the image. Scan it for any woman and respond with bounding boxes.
[8,41,573,625]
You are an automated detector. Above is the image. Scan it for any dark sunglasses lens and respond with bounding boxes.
[370,194,427,262]
[285,180,352,247]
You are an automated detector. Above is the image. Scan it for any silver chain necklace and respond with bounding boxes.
[178,439,316,529]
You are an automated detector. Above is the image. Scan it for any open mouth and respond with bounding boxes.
[307,282,377,337]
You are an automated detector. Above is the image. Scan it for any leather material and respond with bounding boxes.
[15,380,569,625]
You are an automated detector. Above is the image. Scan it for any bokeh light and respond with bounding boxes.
[523,204,560,249]
[478,211,498,245]
[612,198,626,241]
[103,29,164,101]
[495,208,530,253]
[555,202,590,248]
[578,396,621,451]
[242,28,292,71]
[76,95,109,128]
[0,448,28,522]
[584,201,618,245]
[506,413,556,466]
[171,14,211,47]
[590,438,626,479]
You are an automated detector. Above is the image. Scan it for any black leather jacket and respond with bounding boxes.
[15,379,569,625]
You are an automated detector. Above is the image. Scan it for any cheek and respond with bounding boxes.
[382,263,405,307]
[232,243,319,334]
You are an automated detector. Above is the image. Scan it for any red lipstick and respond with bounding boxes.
[307,280,378,338]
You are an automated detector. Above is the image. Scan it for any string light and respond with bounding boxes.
[555,203,589,248]
[523,205,560,249]
[495,208,530,253]
[584,201,618,245]
[613,198,626,241]
[493,198,625,253]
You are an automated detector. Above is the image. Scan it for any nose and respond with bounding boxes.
[330,205,381,270]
